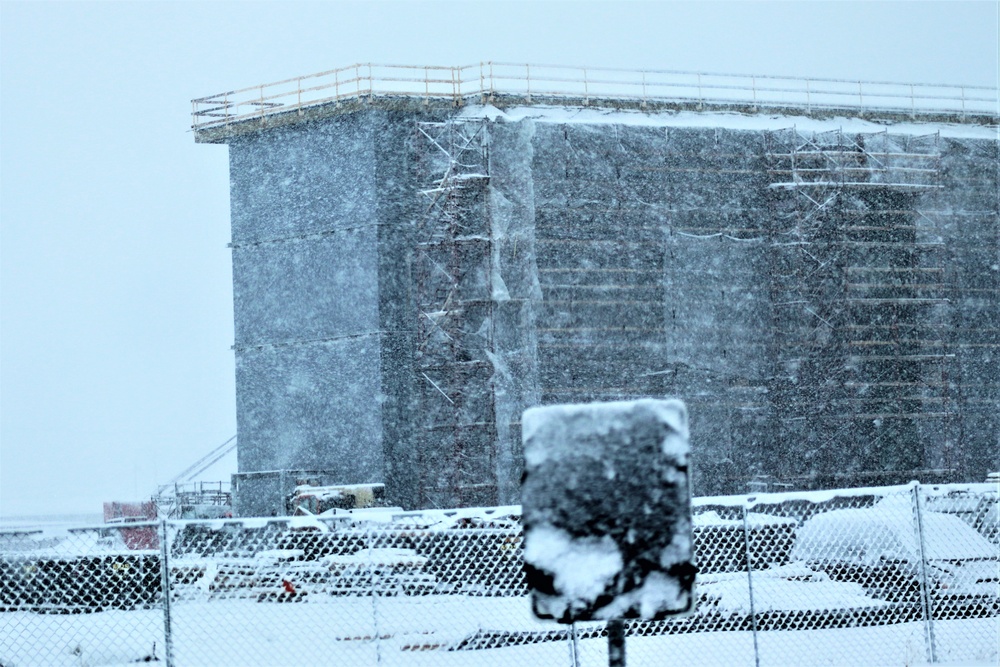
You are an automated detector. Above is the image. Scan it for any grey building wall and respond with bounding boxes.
[227,112,385,514]
[212,103,998,515]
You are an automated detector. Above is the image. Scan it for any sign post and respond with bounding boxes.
[521,398,695,666]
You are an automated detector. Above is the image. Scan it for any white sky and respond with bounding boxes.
[1,1,998,518]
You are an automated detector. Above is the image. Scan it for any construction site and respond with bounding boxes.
[190,63,998,516]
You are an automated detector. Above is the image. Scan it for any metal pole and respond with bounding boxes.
[607,619,626,667]
[569,622,581,667]
[912,484,938,664]
[369,527,384,665]
[741,506,761,667]
[159,520,175,667]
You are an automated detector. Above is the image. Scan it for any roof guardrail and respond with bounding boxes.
[191,62,999,131]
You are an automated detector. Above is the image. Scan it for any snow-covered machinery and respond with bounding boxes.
[287,483,387,516]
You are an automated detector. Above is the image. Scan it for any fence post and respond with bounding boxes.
[568,622,581,667]
[369,527,384,665]
[159,520,175,667]
[911,484,938,664]
[741,505,761,667]
[479,62,486,104]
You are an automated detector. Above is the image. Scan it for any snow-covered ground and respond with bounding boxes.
[2,598,996,667]
[3,484,996,666]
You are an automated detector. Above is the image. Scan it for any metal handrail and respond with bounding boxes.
[191,62,999,131]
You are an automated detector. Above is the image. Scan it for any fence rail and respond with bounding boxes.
[2,482,997,666]
[191,62,1000,131]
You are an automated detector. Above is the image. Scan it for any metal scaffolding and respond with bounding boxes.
[766,128,942,207]
[763,128,957,484]
[412,117,496,508]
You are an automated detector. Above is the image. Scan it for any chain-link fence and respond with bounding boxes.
[0,521,166,666]
[2,482,997,666]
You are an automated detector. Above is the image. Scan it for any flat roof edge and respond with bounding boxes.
[194,94,999,144]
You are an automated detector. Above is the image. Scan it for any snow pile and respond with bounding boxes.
[340,504,522,531]
[694,510,796,527]
[698,564,889,613]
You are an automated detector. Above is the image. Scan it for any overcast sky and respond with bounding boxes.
[1,1,997,518]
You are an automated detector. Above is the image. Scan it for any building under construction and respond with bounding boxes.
[192,64,999,516]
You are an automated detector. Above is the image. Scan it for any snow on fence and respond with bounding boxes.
[190,63,999,132]
[1,482,997,666]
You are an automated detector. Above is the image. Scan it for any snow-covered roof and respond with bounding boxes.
[459,104,998,140]
[191,62,998,139]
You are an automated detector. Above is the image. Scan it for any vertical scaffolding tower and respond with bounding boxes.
[411,118,497,508]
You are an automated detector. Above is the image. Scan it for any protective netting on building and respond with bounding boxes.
[2,483,996,666]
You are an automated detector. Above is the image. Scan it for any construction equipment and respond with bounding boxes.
[152,436,236,519]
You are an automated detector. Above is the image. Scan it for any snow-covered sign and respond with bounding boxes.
[521,398,695,623]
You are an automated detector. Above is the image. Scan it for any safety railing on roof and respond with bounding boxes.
[191,62,999,131]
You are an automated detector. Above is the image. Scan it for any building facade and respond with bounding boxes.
[195,69,999,516]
